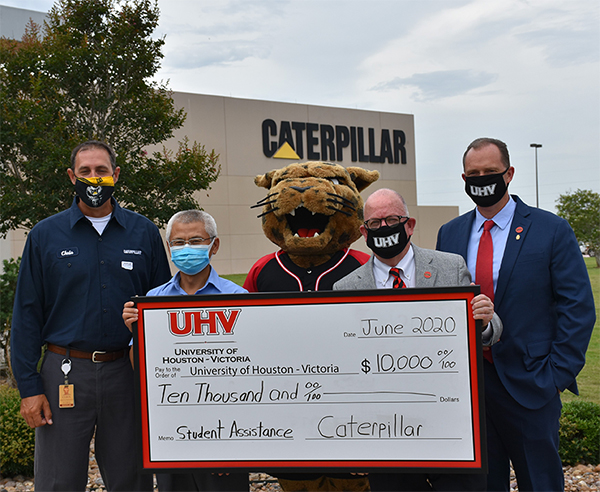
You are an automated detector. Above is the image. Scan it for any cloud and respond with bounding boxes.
[165,41,271,69]
[370,70,498,101]
[516,23,599,67]
[156,0,285,70]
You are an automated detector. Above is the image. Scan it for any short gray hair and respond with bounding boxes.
[166,210,218,241]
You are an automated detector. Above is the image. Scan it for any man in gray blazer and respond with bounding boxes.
[333,188,501,492]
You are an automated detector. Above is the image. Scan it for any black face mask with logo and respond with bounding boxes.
[366,221,411,259]
[464,168,509,207]
[74,176,114,208]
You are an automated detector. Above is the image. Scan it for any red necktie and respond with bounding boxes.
[389,268,406,289]
[476,220,495,363]
[476,220,495,301]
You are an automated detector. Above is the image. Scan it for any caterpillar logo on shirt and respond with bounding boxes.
[262,119,407,164]
[123,249,142,255]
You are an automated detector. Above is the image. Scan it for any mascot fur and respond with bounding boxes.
[244,161,378,491]
[244,161,379,293]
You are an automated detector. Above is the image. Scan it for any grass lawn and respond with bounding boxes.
[222,273,247,287]
[225,257,600,405]
[560,257,599,405]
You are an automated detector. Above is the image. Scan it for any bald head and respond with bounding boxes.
[364,188,409,219]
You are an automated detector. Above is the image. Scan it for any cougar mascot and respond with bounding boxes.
[244,161,379,491]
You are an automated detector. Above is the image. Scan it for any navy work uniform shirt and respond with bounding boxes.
[11,197,172,398]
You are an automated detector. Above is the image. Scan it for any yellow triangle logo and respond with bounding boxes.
[273,142,300,159]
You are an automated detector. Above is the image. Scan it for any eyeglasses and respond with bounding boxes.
[169,237,214,248]
[364,215,409,231]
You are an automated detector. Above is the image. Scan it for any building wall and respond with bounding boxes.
[0,5,47,39]
[155,92,457,274]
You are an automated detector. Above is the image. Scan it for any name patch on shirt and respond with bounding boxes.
[57,247,79,258]
[122,261,134,271]
[123,249,142,255]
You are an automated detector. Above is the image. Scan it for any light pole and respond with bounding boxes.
[530,143,542,208]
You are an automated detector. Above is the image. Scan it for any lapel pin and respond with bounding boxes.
[516,234,521,240]
[516,226,523,233]
[424,271,432,278]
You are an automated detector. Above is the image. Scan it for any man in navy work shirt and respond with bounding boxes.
[11,140,171,491]
[123,209,248,491]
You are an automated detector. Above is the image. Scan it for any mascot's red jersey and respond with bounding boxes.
[243,248,370,292]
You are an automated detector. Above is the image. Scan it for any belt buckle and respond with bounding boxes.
[91,350,106,363]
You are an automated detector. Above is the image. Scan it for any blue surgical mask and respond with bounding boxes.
[170,239,215,275]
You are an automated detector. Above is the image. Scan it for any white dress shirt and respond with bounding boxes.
[372,244,416,288]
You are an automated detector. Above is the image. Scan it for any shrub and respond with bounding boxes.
[0,385,34,476]
[559,400,600,465]
[0,257,20,385]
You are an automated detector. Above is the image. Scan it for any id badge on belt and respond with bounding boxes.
[59,351,75,408]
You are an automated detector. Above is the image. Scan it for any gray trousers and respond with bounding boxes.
[34,349,153,491]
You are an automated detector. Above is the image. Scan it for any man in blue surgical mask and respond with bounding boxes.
[123,209,248,492]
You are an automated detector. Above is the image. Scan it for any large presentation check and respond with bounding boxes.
[133,287,486,473]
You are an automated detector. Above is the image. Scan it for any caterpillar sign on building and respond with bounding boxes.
[261,119,408,164]
[153,92,458,274]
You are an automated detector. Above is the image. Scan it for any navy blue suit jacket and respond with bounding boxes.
[436,195,595,410]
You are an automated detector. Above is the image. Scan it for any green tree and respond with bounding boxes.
[556,189,600,267]
[0,258,20,387]
[0,0,219,236]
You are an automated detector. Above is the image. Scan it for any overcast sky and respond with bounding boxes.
[4,0,599,214]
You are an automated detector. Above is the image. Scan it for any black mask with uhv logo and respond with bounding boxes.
[464,168,509,207]
[366,220,410,259]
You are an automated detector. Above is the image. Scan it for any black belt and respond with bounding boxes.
[47,343,128,363]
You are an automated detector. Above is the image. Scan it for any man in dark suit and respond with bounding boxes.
[436,137,596,491]
[334,188,502,491]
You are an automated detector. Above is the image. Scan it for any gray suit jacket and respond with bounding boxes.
[333,244,502,345]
